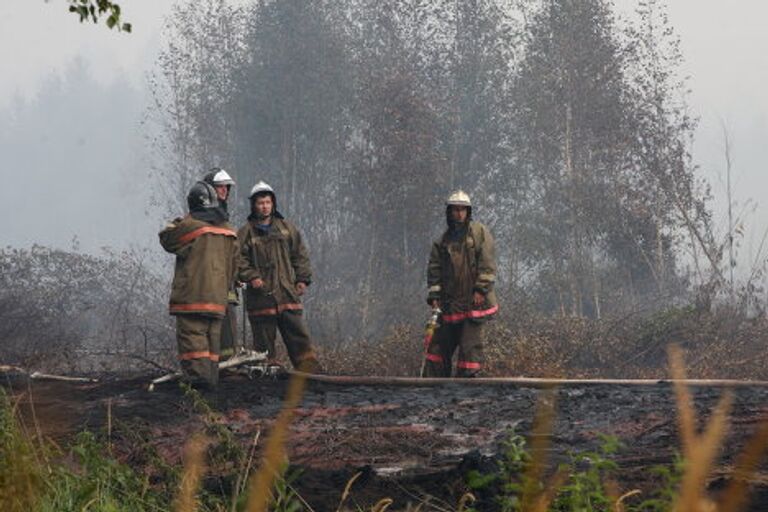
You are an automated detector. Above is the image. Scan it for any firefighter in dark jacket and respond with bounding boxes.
[159,180,238,388]
[202,168,240,360]
[423,190,498,377]
[237,181,321,372]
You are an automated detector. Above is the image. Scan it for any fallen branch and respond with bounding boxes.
[1,365,98,383]
[148,349,269,391]
[29,371,99,383]
[0,364,28,374]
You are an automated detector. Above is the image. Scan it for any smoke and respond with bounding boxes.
[0,58,156,253]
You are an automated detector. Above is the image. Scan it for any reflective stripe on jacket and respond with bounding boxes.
[427,221,498,323]
[159,215,238,317]
[237,218,312,317]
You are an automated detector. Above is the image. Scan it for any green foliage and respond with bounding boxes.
[464,430,686,512]
[629,454,684,512]
[1,389,168,511]
[551,434,621,511]
[267,465,305,512]
[465,432,624,511]
[464,430,533,512]
[0,385,310,512]
[38,431,168,512]
[66,0,131,32]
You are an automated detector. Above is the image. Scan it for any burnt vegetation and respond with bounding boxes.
[2,0,768,379]
[0,246,172,373]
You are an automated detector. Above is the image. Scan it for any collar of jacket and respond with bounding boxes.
[247,210,284,223]
[190,206,229,225]
[445,221,469,242]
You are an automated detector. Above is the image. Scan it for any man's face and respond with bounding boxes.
[253,194,274,218]
[214,185,229,201]
[449,205,468,223]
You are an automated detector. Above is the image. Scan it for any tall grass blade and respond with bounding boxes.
[370,497,393,512]
[521,386,557,510]
[245,367,308,512]
[669,345,733,512]
[717,419,768,512]
[669,344,696,460]
[336,471,362,512]
[173,434,209,512]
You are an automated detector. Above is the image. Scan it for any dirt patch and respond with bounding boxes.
[4,373,768,510]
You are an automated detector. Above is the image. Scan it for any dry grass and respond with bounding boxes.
[319,306,768,381]
[244,363,309,512]
[322,325,423,377]
[173,434,209,512]
[0,391,43,512]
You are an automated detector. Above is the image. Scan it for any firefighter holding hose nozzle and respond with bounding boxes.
[422,190,498,378]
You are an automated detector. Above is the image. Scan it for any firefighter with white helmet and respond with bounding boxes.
[203,168,236,207]
[249,180,274,199]
[202,168,240,360]
[159,177,238,389]
[423,189,498,377]
[206,168,236,186]
[236,180,321,372]
[446,190,471,207]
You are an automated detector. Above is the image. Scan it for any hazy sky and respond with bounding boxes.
[0,1,766,270]
[615,0,768,273]
[0,1,171,107]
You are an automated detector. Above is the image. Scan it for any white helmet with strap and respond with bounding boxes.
[446,190,471,207]
[249,180,275,199]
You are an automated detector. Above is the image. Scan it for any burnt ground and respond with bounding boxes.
[4,372,768,510]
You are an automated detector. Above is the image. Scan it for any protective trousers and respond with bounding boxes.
[219,303,239,360]
[249,311,320,372]
[423,320,483,377]
[176,315,222,387]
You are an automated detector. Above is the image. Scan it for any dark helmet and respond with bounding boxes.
[187,181,218,211]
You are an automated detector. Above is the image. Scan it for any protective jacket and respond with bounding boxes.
[237,217,312,316]
[159,215,238,317]
[427,220,498,323]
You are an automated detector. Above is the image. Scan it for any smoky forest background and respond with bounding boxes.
[2,0,767,379]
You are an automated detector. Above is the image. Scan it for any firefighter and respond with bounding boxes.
[202,168,240,360]
[237,181,321,373]
[159,179,238,388]
[423,190,498,377]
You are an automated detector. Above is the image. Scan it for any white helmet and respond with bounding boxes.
[249,180,275,199]
[446,190,471,207]
[203,167,235,187]
[210,168,235,186]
